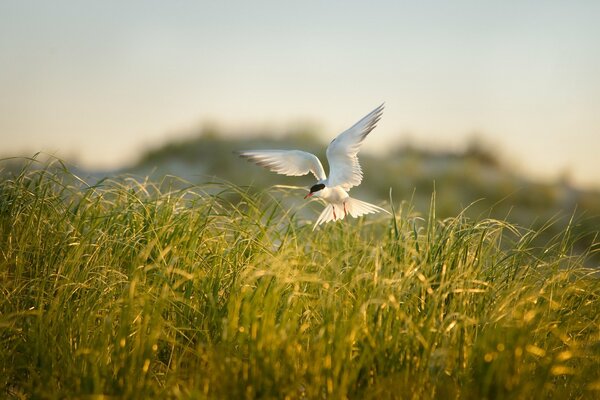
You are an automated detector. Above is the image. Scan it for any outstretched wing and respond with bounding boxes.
[237,150,326,181]
[325,103,384,190]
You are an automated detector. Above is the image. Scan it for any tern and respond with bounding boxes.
[238,104,389,229]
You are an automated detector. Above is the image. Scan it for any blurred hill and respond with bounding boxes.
[126,127,599,259]
[2,127,598,260]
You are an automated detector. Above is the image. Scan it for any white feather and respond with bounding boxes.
[314,204,341,229]
[325,103,384,190]
[313,197,389,229]
[344,197,389,218]
[237,150,326,181]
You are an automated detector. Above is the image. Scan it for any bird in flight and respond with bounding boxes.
[238,104,389,229]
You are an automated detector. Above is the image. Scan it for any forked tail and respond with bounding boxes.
[313,197,389,230]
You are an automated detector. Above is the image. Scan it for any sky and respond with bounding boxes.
[1,1,599,188]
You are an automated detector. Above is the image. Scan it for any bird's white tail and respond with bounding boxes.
[313,197,389,230]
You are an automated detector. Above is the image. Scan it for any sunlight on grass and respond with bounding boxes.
[1,159,599,399]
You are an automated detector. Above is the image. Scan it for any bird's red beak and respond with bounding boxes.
[304,192,313,199]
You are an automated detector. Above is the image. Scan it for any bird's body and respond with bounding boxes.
[238,104,389,229]
[318,186,349,204]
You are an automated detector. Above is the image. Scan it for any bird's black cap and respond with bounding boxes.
[309,183,325,193]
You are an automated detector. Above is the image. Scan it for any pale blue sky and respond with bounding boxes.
[1,1,599,187]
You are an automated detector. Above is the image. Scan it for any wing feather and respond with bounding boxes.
[326,103,384,190]
[237,150,326,181]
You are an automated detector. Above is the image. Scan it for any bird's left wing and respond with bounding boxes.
[237,150,326,181]
[325,103,384,190]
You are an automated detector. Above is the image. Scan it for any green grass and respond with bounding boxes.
[1,161,599,399]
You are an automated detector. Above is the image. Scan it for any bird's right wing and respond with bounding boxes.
[325,103,384,190]
[237,150,327,181]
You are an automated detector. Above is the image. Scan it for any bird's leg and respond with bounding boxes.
[333,206,337,220]
[344,202,347,217]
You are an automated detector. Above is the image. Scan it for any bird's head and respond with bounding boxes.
[304,183,325,199]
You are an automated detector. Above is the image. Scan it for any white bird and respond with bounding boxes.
[238,104,389,229]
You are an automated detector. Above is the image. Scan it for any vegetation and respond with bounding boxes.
[131,130,600,264]
[1,160,599,399]
[4,129,600,261]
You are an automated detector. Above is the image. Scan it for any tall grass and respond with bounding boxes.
[1,161,599,399]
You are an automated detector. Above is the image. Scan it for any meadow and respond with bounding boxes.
[1,160,599,399]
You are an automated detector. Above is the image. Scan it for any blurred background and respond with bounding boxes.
[1,1,599,250]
